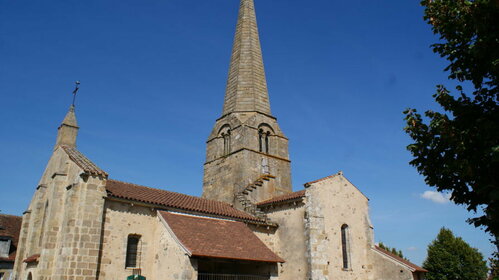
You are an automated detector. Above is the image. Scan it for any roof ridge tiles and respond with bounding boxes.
[374,245,427,272]
[0,213,22,218]
[304,172,342,187]
[107,179,189,196]
[166,211,239,223]
[105,179,266,223]
[257,190,306,206]
[60,145,108,177]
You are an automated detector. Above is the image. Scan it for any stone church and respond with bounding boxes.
[11,0,427,279]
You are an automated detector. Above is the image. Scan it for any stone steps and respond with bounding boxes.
[234,174,277,222]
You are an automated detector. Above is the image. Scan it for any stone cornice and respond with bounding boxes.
[206,125,288,143]
[51,172,68,179]
[204,148,291,165]
[217,111,277,122]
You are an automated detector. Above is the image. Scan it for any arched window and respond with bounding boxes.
[27,272,33,280]
[219,125,231,156]
[341,224,351,270]
[259,129,264,153]
[125,235,141,268]
[258,124,273,154]
[39,201,49,246]
[264,131,270,154]
[222,131,231,156]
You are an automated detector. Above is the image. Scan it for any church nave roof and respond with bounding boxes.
[105,179,265,223]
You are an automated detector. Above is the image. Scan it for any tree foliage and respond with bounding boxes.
[378,242,406,260]
[404,0,499,242]
[424,228,488,280]
[490,252,499,280]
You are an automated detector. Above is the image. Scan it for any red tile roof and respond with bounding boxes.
[61,146,108,177]
[159,211,284,263]
[106,180,262,222]
[257,190,306,206]
[0,214,22,262]
[374,245,427,272]
[23,254,40,264]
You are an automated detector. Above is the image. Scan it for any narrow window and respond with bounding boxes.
[219,125,231,156]
[125,235,140,268]
[259,129,264,152]
[39,201,49,246]
[27,273,33,280]
[223,131,231,156]
[265,132,270,154]
[341,224,350,269]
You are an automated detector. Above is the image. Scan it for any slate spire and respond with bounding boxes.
[55,105,79,149]
[222,0,271,116]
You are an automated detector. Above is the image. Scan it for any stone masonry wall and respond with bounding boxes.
[203,149,291,205]
[98,201,196,280]
[304,173,418,280]
[14,148,68,280]
[155,215,197,280]
[370,249,415,280]
[98,200,157,279]
[305,174,375,280]
[13,147,107,280]
[51,175,106,280]
[305,186,330,280]
[203,112,292,204]
[258,202,308,280]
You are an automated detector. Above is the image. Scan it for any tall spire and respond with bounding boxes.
[55,105,79,149]
[203,0,292,204]
[222,0,271,116]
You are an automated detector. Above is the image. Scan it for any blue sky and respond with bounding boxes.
[0,0,494,266]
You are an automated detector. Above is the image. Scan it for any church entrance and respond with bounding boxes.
[196,259,273,280]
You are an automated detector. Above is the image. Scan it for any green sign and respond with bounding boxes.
[127,275,146,280]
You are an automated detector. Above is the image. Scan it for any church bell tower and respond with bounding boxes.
[202,0,292,205]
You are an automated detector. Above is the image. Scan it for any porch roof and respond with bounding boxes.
[159,211,284,263]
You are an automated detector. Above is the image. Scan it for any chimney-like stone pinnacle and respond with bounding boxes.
[55,105,79,149]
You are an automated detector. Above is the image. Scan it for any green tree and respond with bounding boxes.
[490,252,499,280]
[404,0,499,245]
[424,228,488,280]
[378,242,406,259]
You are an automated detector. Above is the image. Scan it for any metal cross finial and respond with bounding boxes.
[72,81,80,107]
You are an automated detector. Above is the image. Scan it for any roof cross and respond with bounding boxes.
[72,81,80,107]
